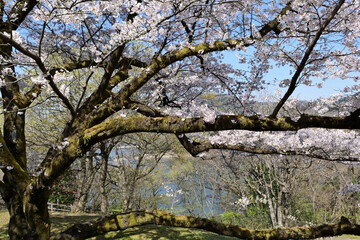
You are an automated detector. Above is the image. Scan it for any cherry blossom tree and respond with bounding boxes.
[0,0,360,239]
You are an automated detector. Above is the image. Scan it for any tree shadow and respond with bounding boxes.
[50,213,100,236]
[92,224,240,240]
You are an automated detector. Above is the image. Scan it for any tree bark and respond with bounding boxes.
[0,183,29,239]
[1,178,51,240]
[23,190,51,240]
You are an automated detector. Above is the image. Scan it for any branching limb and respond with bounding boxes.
[22,60,97,108]
[122,57,148,68]
[52,210,360,240]
[0,32,76,116]
[76,59,130,116]
[89,3,293,126]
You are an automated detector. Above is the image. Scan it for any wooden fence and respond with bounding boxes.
[47,202,72,212]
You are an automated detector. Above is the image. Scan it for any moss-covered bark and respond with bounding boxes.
[83,114,360,145]
[0,184,29,240]
[52,210,360,240]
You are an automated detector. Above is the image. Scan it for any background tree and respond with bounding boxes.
[108,133,172,211]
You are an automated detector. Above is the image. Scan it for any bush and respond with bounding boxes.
[49,169,77,205]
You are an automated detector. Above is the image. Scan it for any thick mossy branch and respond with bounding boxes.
[0,130,29,188]
[83,114,360,144]
[52,210,360,240]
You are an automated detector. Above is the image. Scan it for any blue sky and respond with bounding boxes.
[222,51,354,101]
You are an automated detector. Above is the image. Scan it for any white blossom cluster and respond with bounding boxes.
[234,196,251,210]
[163,183,184,198]
[163,101,217,124]
[286,215,296,222]
[200,128,360,160]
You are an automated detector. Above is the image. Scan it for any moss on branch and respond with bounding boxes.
[83,114,360,144]
[52,210,360,240]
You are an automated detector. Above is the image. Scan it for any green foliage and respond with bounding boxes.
[217,211,241,225]
[49,169,77,205]
[216,207,272,229]
[110,202,124,212]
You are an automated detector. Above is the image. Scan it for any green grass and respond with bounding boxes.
[88,224,240,240]
[340,235,360,239]
[1,209,360,239]
[0,210,8,239]
[0,209,238,239]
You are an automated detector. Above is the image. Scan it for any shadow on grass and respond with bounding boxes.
[91,224,240,240]
[50,213,100,235]
[50,213,239,240]
[0,211,238,240]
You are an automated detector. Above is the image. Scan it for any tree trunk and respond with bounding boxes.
[23,194,51,240]
[1,185,29,239]
[72,156,95,213]
[99,141,112,214]
[1,182,51,240]
[72,193,88,213]
[99,154,108,214]
[277,190,283,227]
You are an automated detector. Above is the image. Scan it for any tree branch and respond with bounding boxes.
[0,130,29,190]
[83,114,360,145]
[88,3,292,127]
[0,32,76,116]
[53,210,360,240]
[0,0,5,23]
[21,60,97,108]
[176,133,359,162]
[127,101,164,117]
[346,108,360,120]
[270,0,345,118]
[8,0,38,30]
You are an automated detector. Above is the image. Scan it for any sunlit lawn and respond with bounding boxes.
[1,209,360,239]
